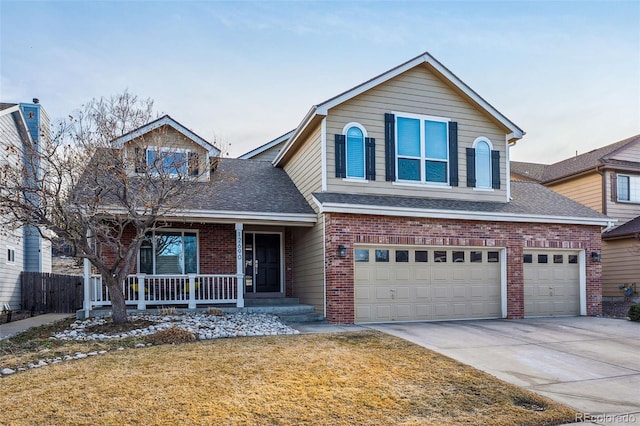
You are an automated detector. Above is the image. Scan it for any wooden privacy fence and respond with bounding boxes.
[21,272,84,313]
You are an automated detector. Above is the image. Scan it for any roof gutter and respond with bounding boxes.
[313,196,614,227]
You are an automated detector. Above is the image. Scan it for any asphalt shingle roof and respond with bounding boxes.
[313,181,609,220]
[77,153,314,216]
[0,102,17,111]
[520,134,640,183]
[510,161,547,182]
[603,215,640,239]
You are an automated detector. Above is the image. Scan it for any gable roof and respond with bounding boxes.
[530,134,640,184]
[111,115,221,156]
[313,181,612,226]
[274,51,525,166]
[0,102,17,112]
[603,215,640,240]
[238,129,294,160]
[510,161,547,182]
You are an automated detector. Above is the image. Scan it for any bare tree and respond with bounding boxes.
[0,91,211,323]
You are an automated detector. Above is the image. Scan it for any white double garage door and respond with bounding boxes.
[354,245,582,323]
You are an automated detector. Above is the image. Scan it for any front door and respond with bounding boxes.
[244,233,281,293]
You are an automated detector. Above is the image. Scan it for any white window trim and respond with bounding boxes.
[137,229,200,275]
[473,137,494,190]
[342,122,367,180]
[6,246,16,264]
[146,145,191,176]
[393,112,450,184]
[616,174,640,204]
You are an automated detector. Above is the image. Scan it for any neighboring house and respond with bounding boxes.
[83,52,611,324]
[512,134,640,300]
[0,100,52,310]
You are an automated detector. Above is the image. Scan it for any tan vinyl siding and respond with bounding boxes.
[248,143,284,162]
[602,239,640,296]
[547,172,603,213]
[124,126,209,180]
[325,64,509,202]
[604,172,640,224]
[291,214,325,314]
[283,123,323,204]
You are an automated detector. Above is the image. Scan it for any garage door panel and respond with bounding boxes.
[354,246,502,323]
[524,250,580,317]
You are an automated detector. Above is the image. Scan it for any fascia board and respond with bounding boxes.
[313,197,613,227]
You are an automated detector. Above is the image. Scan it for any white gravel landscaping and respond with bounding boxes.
[1,312,299,377]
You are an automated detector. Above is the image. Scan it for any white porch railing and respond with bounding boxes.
[89,274,238,310]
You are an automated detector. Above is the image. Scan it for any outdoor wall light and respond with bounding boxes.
[338,245,347,258]
[590,251,601,262]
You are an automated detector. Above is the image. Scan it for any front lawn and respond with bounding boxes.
[0,325,576,425]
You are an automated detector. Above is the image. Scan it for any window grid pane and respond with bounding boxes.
[346,127,365,178]
[397,117,421,157]
[355,249,369,262]
[424,120,448,160]
[398,158,420,181]
[425,160,447,183]
[475,141,491,188]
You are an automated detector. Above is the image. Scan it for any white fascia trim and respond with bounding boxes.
[273,106,319,166]
[113,116,220,156]
[0,105,20,117]
[505,135,511,201]
[313,198,612,227]
[321,117,327,191]
[238,130,295,159]
[96,206,317,225]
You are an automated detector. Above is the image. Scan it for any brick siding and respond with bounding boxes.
[324,213,603,324]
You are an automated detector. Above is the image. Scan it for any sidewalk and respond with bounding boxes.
[0,314,72,340]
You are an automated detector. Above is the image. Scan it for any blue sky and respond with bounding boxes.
[1,1,639,162]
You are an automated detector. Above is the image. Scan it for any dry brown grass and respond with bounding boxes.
[0,330,575,426]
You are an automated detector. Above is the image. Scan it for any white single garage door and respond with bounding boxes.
[524,250,580,317]
[354,246,502,323]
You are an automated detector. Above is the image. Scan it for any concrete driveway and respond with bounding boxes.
[370,317,640,424]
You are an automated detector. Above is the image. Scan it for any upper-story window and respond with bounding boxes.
[466,137,500,190]
[344,123,366,179]
[474,138,492,189]
[334,123,375,181]
[617,174,640,203]
[139,147,199,176]
[396,114,449,184]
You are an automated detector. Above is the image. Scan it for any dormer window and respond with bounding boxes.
[139,147,200,176]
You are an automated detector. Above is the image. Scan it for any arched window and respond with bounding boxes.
[345,123,366,179]
[474,138,492,188]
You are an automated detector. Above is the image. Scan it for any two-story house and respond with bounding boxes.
[82,53,610,324]
[512,134,640,301]
[0,100,52,310]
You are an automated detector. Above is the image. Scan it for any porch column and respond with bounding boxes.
[82,257,91,318]
[137,274,146,310]
[235,223,244,308]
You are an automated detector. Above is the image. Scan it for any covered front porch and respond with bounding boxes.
[81,218,315,318]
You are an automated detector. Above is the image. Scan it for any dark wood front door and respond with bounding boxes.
[252,233,281,293]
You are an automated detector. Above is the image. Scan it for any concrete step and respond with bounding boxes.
[244,298,300,307]
[277,312,325,324]
[241,304,316,315]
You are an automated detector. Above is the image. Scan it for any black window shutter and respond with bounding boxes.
[384,113,395,181]
[335,134,346,178]
[448,122,458,186]
[610,172,617,202]
[134,147,143,173]
[188,152,200,176]
[365,137,376,180]
[491,150,501,189]
[466,148,476,188]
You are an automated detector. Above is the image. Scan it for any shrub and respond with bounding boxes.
[145,326,196,345]
[628,303,640,321]
[206,307,224,316]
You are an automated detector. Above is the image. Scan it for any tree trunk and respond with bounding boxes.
[104,274,128,324]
